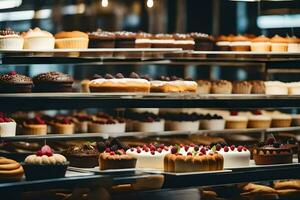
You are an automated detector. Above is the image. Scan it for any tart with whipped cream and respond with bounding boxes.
[0,112,16,137]
[23,145,69,180]
[22,27,55,50]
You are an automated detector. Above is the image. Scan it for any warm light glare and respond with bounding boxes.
[147,0,154,8]
[101,0,108,7]
[0,0,22,9]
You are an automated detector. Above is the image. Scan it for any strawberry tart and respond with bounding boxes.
[225,111,248,129]
[20,116,47,135]
[0,112,16,137]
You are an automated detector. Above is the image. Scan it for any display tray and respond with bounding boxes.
[228,159,300,170]
[142,169,232,176]
[69,166,137,174]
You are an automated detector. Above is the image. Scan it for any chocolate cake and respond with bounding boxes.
[0,71,33,93]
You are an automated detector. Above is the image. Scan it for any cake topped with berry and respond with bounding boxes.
[0,112,14,123]
[25,116,46,125]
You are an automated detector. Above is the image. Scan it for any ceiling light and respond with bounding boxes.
[101,0,108,7]
[147,0,154,8]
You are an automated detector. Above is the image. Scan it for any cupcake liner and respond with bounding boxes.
[23,37,55,50]
[55,38,89,49]
[271,43,288,52]
[251,43,270,52]
[0,37,24,50]
[233,83,252,94]
[22,125,47,135]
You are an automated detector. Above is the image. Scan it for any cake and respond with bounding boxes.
[99,150,137,170]
[287,82,300,95]
[247,110,272,128]
[114,31,136,48]
[214,144,250,168]
[225,112,248,129]
[0,157,24,182]
[54,31,89,49]
[63,143,99,168]
[287,36,299,53]
[253,139,293,165]
[211,80,232,94]
[151,34,175,48]
[0,28,24,50]
[291,114,300,126]
[189,32,214,51]
[265,81,288,95]
[33,71,74,92]
[20,116,47,135]
[249,80,265,94]
[125,111,164,132]
[126,144,171,169]
[23,145,69,180]
[232,81,252,94]
[197,80,211,94]
[173,33,195,50]
[89,73,150,93]
[150,76,197,93]
[0,113,16,137]
[270,113,292,128]
[135,32,152,48]
[97,138,130,153]
[251,35,271,52]
[230,35,251,51]
[22,27,55,50]
[50,116,74,134]
[162,112,200,131]
[215,35,231,51]
[200,114,225,130]
[0,71,33,93]
[88,29,115,48]
[270,35,288,52]
[72,113,93,133]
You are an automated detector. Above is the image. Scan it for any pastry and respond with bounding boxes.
[99,150,137,170]
[88,29,115,48]
[23,145,69,180]
[114,31,136,48]
[162,112,200,131]
[173,33,195,50]
[232,81,252,94]
[240,183,279,199]
[135,32,152,48]
[55,31,89,49]
[0,28,24,50]
[22,27,55,50]
[273,180,300,190]
[200,114,225,130]
[287,82,300,95]
[211,80,232,94]
[230,35,251,51]
[249,80,265,94]
[251,35,271,52]
[270,112,292,128]
[20,116,47,135]
[189,32,214,51]
[150,76,197,93]
[287,36,299,52]
[0,71,33,93]
[0,157,24,182]
[151,34,175,48]
[50,117,74,134]
[270,35,288,52]
[253,139,293,165]
[89,73,150,93]
[33,71,74,92]
[225,112,248,129]
[72,113,93,133]
[0,113,16,137]
[125,111,164,132]
[291,114,300,126]
[265,81,288,95]
[197,80,211,94]
[63,143,99,168]
[126,144,171,169]
[215,35,231,51]
[247,110,271,128]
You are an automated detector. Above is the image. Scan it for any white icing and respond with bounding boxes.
[132,121,164,132]
[0,34,20,38]
[90,78,150,85]
[174,40,195,45]
[216,41,230,46]
[0,122,16,137]
[135,39,151,44]
[217,148,250,168]
[265,81,288,95]
[165,120,200,131]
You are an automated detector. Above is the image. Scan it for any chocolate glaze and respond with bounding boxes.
[33,71,74,83]
[0,72,32,85]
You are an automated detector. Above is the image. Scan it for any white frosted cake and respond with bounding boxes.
[165,120,200,131]
[265,81,288,95]
[216,145,250,168]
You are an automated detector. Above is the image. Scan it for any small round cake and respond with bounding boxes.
[33,71,74,92]
[88,113,125,134]
[189,32,214,51]
[0,71,33,93]
[232,81,252,94]
[55,31,89,49]
[0,112,16,137]
[0,28,24,50]
[287,82,300,95]
[72,113,93,133]
[225,112,248,129]
[99,149,137,170]
[251,35,271,52]
[162,112,200,131]
[249,80,265,94]
[114,31,136,48]
[230,35,251,51]
[150,76,197,93]
[22,27,55,50]
[247,111,271,128]
[270,35,288,52]
[211,80,232,94]
[200,114,225,130]
[197,80,212,94]
[265,81,288,95]
[173,33,195,50]
[20,116,47,135]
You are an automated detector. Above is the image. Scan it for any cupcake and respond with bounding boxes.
[50,117,74,134]
[22,28,55,50]
[230,35,251,51]
[114,31,136,48]
[20,116,47,135]
[287,36,299,53]
[88,29,115,48]
[0,112,16,137]
[247,110,271,128]
[232,81,252,94]
[249,80,265,94]
[55,31,89,49]
[211,80,232,94]
[265,81,288,95]
[0,28,24,50]
[270,113,292,128]
[135,32,152,48]
[225,112,248,129]
[33,71,74,92]
[251,35,271,52]
[0,71,33,93]
[215,35,231,51]
[197,80,211,94]
[270,35,288,52]
[189,32,214,51]
[23,145,69,180]
[173,33,195,50]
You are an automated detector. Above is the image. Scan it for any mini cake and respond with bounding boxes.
[20,116,47,135]
[291,114,300,126]
[126,144,170,169]
[88,113,125,133]
[88,29,115,48]
[200,114,225,130]
[162,112,200,131]
[0,71,33,93]
[287,36,299,53]
[189,32,214,51]
[173,34,195,50]
[0,157,24,182]
[247,110,271,128]
[211,80,232,94]
[135,32,152,48]
[97,138,130,153]
[55,31,89,49]
[72,113,93,133]
[215,35,231,51]
[270,35,288,52]
[265,81,288,95]
[225,112,248,129]
[232,81,252,94]
[270,113,292,128]
[22,27,55,50]
[33,71,74,92]
[151,34,175,48]
[0,28,24,50]
[0,112,16,137]
[50,117,74,134]
[150,76,197,93]
[63,143,99,168]
[215,144,250,168]
[287,82,300,95]
[253,140,293,165]
[23,145,69,180]
[89,72,150,93]
[114,31,136,48]
[251,35,271,52]
[230,35,251,51]
[125,111,164,132]
[249,80,265,94]
[197,80,212,94]
[99,150,137,170]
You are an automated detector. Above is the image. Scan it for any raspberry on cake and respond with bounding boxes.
[20,116,47,135]
[48,116,75,134]
[99,149,137,170]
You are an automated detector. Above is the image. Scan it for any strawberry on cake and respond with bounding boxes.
[0,112,16,137]
[20,116,47,135]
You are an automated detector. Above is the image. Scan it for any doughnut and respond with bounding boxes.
[0,157,24,181]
